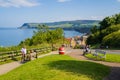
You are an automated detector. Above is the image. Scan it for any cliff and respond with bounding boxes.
[19,20,100,33]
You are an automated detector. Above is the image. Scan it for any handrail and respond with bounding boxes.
[0,47,52,62]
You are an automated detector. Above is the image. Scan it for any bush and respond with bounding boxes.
[103,31,120,48]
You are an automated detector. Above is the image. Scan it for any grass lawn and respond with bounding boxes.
[85,53,120,63]
[0,55,110,80]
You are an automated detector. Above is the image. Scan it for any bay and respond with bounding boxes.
[0,28,83,47]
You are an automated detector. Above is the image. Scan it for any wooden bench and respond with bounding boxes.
[93,50,106,59]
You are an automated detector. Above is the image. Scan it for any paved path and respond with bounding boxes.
[0,51,58,75]
[0,61,22,75]
[66,49,120,80]
[0,48,72,75]
[0,48,120,80]
[90,49,120,54]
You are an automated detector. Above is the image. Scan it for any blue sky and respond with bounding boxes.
[0,0,120,27]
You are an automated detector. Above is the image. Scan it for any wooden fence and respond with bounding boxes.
[0,47,52,62]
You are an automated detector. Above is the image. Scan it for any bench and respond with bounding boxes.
[93,50,106,59]
[83,49,91,56]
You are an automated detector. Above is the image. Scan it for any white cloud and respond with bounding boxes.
[91,16,104,20]
[0,0,40,8]
[57,0,71,3]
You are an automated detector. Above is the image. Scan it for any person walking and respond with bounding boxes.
[21,46,27,62]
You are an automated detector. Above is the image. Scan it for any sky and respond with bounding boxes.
[0,0,120,27]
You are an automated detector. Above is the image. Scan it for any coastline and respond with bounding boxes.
[0,28,83,47]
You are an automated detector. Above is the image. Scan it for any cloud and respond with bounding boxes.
[57,0,71,3]
[91,16,104,20]
[0,0,40,8]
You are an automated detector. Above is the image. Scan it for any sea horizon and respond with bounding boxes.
[0,28,83,47]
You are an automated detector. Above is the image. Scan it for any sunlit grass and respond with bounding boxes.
[85,53,120,63]
[0,55,110,80]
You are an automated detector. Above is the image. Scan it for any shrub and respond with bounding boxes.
[103,30,120,48]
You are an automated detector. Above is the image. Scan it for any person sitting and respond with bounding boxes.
[83,45,90,55]
[26,50,37,61]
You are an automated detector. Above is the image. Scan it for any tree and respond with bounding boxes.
[86,13,120,47]
[90,25,98,34]
[103,31,120,48]
[19,24,64,49]
[46,28,64,50]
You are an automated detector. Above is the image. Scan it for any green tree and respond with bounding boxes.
[19,24,64,49]
[90,25,98,34]
[86,13,120,47]
[46,28,64,50]
[103,30,120,48]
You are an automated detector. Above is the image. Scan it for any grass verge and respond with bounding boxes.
[85,53,120,63]
[0,55,110,80]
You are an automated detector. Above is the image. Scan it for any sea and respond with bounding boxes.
[0,28,83,47]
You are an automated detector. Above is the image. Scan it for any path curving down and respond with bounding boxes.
[0,51,58,75]
[0,61,22,75]
[0,48,120,80]
[66,49,120,80]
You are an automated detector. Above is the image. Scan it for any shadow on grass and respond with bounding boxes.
[104,67,120,80]
[48,60,110,80]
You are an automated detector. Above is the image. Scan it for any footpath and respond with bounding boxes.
[0,48,120,80]
[0,51,58,75]
[0,48,72,75]
[67,49,120,80]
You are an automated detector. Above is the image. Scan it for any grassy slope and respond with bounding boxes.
[85,53,120,63]
[0,55,110,80]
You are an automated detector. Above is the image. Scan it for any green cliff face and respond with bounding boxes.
[19,20,100,33]
[19,20,100,29]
